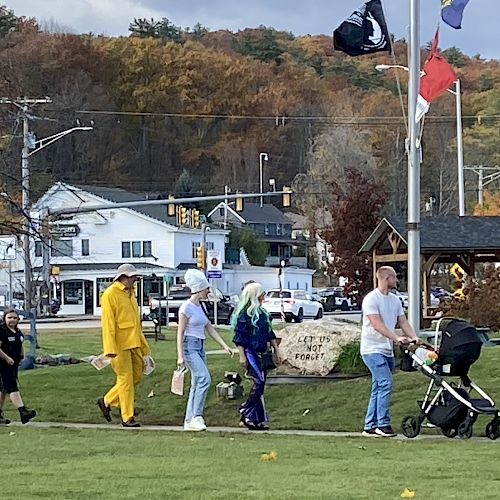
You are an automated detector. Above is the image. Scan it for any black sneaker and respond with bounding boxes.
[122,419,141,428]
[18,407,37,425]
[375,426,397,437]
[361,428,379,437]
[0,410,10,425]
[97,398,112,422]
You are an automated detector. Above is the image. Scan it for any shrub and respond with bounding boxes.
[335,341,368,375]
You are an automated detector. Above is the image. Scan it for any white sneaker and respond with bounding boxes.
[184,416,206,431]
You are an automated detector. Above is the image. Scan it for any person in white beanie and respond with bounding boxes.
[177,268,233,431]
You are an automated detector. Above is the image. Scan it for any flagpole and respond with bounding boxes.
[407,0,421,334]
[455,79,466,216]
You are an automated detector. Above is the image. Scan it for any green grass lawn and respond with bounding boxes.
[1,427,500,500]
[9,327,500,436]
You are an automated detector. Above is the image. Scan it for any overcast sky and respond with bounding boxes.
[8,0,500,60]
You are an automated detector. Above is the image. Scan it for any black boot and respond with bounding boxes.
[18,406,37,424]
[0,410,10,425]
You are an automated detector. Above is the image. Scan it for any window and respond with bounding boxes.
[63,280,83,305]
[35,241,43,257]
[277,224,282,236]
[192,242,200,258]
[81,239,90,256]
[143,241,152,257]
[51,239,73,257]
[132,241,141,257]
[122,242,131,258]
[267,291,291,299]
[97,278,114,307]
[219,207,224,217]
[264,224,269,235]
[206,242,214,251]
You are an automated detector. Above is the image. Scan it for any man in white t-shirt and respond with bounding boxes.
[361,266,419,437]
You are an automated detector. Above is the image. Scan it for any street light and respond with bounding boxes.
[23,122,93,312]
[259,152,269,207]
[376,64,465,215]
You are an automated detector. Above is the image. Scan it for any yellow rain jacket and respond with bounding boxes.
[101,281,150,357]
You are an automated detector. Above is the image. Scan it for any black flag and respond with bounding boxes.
[333,0,391,56]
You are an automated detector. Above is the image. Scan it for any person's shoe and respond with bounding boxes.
[375,426,397,437]
[0,410,10,425]
[97,398,112,422]
[121,419,141,428]
[361,428,379,437]
[184,416,206,431]
[18,406,37,425]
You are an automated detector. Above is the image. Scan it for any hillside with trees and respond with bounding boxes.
[0,7,499,245]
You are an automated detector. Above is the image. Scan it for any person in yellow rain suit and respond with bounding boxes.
[96,264,150,427]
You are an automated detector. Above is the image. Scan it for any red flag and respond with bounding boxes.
[416,30,457,122]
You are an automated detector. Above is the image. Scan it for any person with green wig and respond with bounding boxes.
[232,282,281,430]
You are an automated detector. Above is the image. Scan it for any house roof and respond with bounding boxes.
[360,216,500,252]
[71,184,178,226]
[227,203,291,224]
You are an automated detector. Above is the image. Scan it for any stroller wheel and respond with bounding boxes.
[457,420,473,439]
[485,420,500,440]
[440,428,458,439]
[401,416,421,438]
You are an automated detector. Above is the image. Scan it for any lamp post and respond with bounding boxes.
[24,122,93,312]
[259,152,269,207]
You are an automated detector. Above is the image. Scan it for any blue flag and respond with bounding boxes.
[441,0,470,29]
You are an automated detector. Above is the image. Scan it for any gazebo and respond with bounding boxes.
[360,216,500,319]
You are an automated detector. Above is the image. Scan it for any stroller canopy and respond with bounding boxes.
[438,320,483,376]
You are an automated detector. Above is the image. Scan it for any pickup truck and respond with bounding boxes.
[318,289,356,312]
[148,286,236,325]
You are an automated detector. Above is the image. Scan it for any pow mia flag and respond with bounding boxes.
[333,0,391,56]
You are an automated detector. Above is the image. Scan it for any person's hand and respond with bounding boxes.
[396,336,410,344]
[177,356,185,369]
[5,356,14,366]
[412,337,422,345]
[223,345,234,357]
[272,350,282,366]
[239,353,247,369]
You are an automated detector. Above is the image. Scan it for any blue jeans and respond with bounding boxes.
[362,353,395,429]
[183,336,211,423]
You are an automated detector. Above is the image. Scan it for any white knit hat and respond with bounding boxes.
[113,263,141,281]
[184,269,210,293]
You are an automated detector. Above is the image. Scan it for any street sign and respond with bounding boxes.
[206,250,222,279]
[0,236,16,260]
[50,224,80,237]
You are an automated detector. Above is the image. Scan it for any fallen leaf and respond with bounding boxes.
[302,409,310,416]
[401,488,416,498]
[260,451,278,461]
[357,445,366,451]
[147,390,155,398]
[9,431,16,436]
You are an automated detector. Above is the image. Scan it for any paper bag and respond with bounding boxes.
[143,355,156,375]
[171,367,187,396]
[90,354,112,371]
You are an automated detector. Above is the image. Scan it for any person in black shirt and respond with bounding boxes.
[0,309,36,425]
[232,282,281,430]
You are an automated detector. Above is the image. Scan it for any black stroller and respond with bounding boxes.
[400,318,500,440]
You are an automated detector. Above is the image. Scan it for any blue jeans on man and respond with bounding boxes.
[362,353,395,430]
[183,336,211,423]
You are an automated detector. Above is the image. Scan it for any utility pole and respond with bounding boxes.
[224,185,229,230]
[464,165,500,208]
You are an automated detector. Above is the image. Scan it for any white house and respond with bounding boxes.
[30,182,228,316]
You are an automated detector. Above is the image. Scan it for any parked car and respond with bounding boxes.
[391,289,440,309]
[262,289,324,323]
[321,290,355,312]
[149,287,236,325]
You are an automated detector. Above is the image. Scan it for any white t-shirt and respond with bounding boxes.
[179,300,210,340]
[360,289,404,357]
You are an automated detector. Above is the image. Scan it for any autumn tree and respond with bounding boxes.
[320,168,386,296]
[228,227,268,266]
[473,190,500,215]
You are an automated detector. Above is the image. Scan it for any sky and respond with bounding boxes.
[7,0,500,60]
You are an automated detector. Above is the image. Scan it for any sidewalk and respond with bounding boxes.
[7,421,499,442]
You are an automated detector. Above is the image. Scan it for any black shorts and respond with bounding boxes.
[0,364,19,393]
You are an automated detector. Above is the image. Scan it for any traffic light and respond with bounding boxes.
[192,209,200,228]
[179,206,188,225]
[196,245,206,269]
[235,191,244,212]
[282,186,292,208]
[167,195,176,217]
